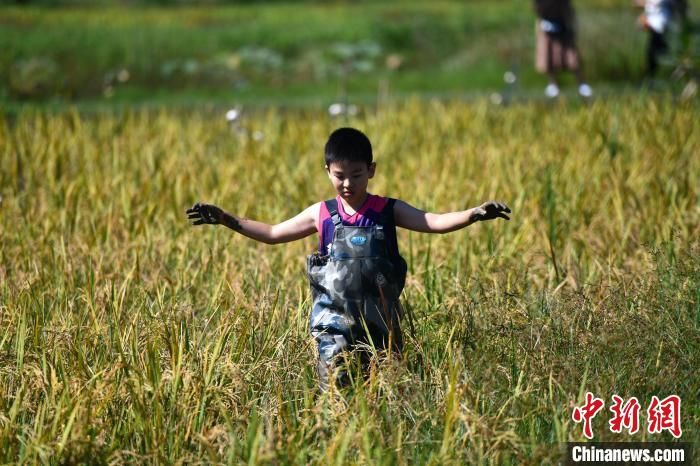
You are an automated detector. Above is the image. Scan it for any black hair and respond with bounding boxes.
[324,127,373,167]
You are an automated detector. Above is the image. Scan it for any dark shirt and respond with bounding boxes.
[534,0,574,22]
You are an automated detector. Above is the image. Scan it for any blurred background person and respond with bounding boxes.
[534,0,593,98]
[635,0,687,78]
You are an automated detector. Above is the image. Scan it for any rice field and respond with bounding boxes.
[1,97,699,464]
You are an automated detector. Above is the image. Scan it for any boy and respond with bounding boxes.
[186,127,511,390]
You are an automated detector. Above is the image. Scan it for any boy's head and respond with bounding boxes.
[324,127,373,167]
[324,128,376,204]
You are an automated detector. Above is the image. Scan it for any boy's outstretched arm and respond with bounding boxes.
[394,200,510,234]
[186,202,318,244]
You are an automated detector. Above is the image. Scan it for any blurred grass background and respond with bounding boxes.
[5,0,697,108]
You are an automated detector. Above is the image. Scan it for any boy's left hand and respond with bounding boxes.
[186,202,224,225]
[472,201,511,222]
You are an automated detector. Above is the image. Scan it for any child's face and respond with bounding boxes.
[326,160,376,205]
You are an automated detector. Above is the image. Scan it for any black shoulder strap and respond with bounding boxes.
[380,198,397,230]
[324,199,343,228]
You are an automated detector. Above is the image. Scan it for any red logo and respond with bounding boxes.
[609,395,641,435]
[572,394,683,439]
[647,395,682,438]
[572,392,605,439]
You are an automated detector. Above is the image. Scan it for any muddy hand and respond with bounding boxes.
[472,201,511,222]
[186,202,224,225]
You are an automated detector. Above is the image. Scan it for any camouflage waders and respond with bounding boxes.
[307,199,407,390]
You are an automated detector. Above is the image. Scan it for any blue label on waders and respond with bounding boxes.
[350,236,368,246]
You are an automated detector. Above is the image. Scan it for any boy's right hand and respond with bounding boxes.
[187,202,224,225]
[472,201,511,222]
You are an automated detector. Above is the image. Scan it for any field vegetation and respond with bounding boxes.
[2,0,667,106]
[1,97,698,464]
